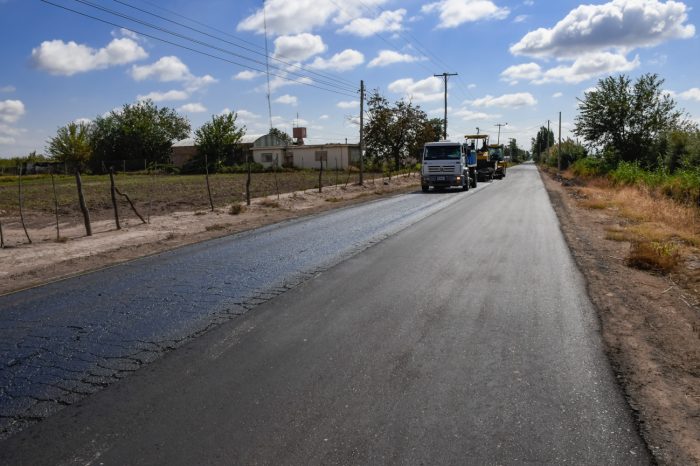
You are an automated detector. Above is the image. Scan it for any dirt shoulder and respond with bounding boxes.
[0,176,419,296]
[540,168,700,465]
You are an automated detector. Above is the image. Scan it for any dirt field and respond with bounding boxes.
[540,168,700,466]
[0,173,420,295]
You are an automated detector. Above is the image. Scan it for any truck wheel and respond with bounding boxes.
[462,181,469,191]
[421,185,429,192]
[471,176,477,188]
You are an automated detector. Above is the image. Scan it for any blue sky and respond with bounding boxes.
[0,0,698,157]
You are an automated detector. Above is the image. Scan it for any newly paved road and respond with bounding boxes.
[0,164,649,464]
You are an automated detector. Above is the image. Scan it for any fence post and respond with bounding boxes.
[109,167,121,230]
[51,170,61,240]
[75,170,92,236]
[18,165,32,244]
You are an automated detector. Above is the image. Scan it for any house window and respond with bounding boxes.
[261,153,273,163]
[314,151,328,162]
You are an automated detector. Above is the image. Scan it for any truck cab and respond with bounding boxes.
[421,141,471,192]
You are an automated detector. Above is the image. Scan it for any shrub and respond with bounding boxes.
[571,158,607,177]
[626,240,679,273]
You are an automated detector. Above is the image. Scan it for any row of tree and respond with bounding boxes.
[536,73,700,172]
[45,99,246,173]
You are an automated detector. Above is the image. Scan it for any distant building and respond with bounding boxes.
[170,135,260,167]
[251,134,360,170]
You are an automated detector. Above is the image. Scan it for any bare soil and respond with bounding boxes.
[0,175,420,296]
[541,168,700,466]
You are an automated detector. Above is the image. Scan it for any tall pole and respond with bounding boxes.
[546,120,550,155]
[359,79,365,186]
[558,112,562,172]
[434,72,457,140]
[263,0,273,130]
[495,122,507,145]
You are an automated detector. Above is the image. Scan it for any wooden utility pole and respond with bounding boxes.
[109,167,121,230]
[18,165,32,244]
[434,72,458,140]
[495,122,508,145]
[359,79,365,186]
[50,170,60,240]
[546,120,550,155]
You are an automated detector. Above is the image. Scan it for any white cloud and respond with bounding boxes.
[131,56,217,91]
[74,118,93,125]
[137,90,189,102]
[274,94,298,105]
[678,88,700,102]
[0,85,15,93]
[552,92,563,98]
[337,100,359,109]
[309,49,364,71]
[513,14,528,23]
[368,50,423,67]
[273,34,326,61]
[236,0,390,35]
[319,114,330,120]
[468,92,537,108]
[467,83,476,89]
[511,0,695,59]
[500,62,542,84]
[338,9,406,37]
[422,0,509,29]
[178,103,207,113]
[237,109,261,120]
[32,38,147,76]
[537,52,639,84]
[501,52,639,85]
[0,99,25,123]
[264,74,314,93]
[454,109,500,120]
[233,70,264,80]
[388,76,443,103]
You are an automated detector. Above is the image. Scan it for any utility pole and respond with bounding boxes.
[495,122,507,145]
[558,112,562,172]
[359,79,365,186]
[434,72,457,140]
[546,120,550,155]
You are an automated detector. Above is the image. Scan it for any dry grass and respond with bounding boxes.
[258,199,280,208]
[205,224,227,232]
[325,197,342,203]
[580,199,609,210]
[228,204,245,215]
[627,240,680,273]
[604,228,633,242]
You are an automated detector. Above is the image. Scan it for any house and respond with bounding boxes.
[170,135,259,167]
[251,134,360,170]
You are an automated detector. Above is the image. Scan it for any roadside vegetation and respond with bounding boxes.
[535,73,700,273]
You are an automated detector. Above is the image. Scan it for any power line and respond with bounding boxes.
[110,0,358,90]
[40,0,358,98]
[67,0,357,94]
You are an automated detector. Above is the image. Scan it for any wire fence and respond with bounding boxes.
[0,165,420,247]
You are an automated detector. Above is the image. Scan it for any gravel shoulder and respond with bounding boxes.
[540,168,700,466]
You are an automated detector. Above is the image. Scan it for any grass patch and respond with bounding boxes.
[205,224,227,232]
[325,197,343,203]
[626,240,680,273]
[228,204,245,215]
[605,229,632,242]
[580,199,609,210]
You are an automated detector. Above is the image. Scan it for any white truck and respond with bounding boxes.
[420,141,476,192]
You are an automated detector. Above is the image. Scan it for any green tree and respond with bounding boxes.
[531,126,554,163]
[364,90,433,169]
[91,100,190,167]
[46,122,92,169]
[574,73,690,168]
[268,127,292,145]
[194,112,246,172]
[549,138,588,169]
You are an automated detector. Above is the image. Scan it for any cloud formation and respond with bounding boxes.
[178,103,207,113]
[467,92,537,108]
[309,50,364,71]
[368,50,423,68]
[338,9,406,37]
[422,0,509,29]
[273,34,326,62]
[32,38,147,76]
[0,99,25,123]
[388,76,443,103]
[510,0,695,58]
[131,56,217,91]
[274,94,298,105]
[137,90,189,102]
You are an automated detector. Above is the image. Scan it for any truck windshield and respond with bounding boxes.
[424,145,461,160]
[488,148,504,161]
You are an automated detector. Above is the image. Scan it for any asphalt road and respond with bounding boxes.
[0,164,649,464]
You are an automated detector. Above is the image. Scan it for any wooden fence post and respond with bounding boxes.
[18,165,32,244]
[50,170,60,240]
[109,167,121,230]
[75,170,92,236]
